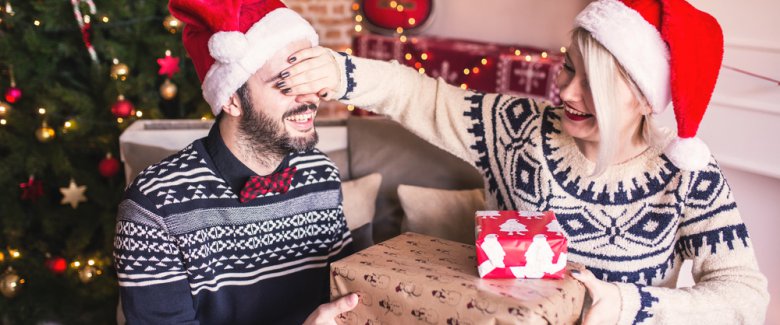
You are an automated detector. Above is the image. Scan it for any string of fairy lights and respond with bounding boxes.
[0,0,197,147]
[0,0,186,298]
[344,0,568,111]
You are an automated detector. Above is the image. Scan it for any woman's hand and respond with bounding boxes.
[302,293,359,325]
[278,46,341,100]
[571,268,621,325]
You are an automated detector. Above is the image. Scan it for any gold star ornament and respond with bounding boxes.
[60,179,87,209]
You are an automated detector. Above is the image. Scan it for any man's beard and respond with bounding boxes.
[236,88,318,161]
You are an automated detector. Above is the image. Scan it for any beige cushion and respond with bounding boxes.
[347,117,484,243]
[397,185,486,244]
[341,173,382,230]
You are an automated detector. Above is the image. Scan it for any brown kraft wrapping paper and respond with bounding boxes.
[330,232,586,325]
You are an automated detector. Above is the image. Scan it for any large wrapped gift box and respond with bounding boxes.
[330,232,585,324]
[476,211,568,279]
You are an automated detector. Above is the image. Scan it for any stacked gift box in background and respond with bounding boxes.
[352,34,564,107]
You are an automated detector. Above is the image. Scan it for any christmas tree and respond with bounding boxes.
[0,1,206,323]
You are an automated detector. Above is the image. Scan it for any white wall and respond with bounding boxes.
[423,0,591,50]
[424,1,779,323]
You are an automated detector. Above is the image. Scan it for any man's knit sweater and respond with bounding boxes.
[332,52,769,324]
[114,125,353,324]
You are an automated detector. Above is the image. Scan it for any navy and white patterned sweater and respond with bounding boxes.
[332,52,769,324]
[114,125,353,325]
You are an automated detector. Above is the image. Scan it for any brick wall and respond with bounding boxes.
[283,0,355,51]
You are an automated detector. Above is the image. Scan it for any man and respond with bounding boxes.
[113,1,356,323]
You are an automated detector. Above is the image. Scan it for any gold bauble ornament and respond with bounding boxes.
[0,268,21,298]
[110,61,130,81]
[163,15,182,34]
[0,251,4,263]
[159,78,178,100]
[78,265,97,283]
[35,121,56,142]
[0,101,9,116]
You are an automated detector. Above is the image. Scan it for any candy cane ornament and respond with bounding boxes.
[71,0,98,63]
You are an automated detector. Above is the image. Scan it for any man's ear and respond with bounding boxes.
[221,93,243,117]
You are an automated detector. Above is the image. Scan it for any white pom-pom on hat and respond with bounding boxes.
[208,31,249,64]
[664,137,711,171]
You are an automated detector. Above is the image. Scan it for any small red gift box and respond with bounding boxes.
[475,211,568,279]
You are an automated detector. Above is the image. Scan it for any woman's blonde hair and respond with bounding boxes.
[572,27,663,176]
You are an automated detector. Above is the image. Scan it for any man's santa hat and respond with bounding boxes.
[574,0,723,170]
[168,0,318,116]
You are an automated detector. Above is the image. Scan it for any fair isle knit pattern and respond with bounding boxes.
[114,129,353,325]
[333,53,769,325]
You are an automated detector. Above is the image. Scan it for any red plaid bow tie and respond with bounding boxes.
[239,167,297,203]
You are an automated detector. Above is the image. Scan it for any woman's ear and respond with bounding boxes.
[221,93,243,117]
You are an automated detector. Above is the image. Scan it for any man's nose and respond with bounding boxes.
[295,93,320,106]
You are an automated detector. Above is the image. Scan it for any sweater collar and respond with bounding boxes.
[203,124,291,195]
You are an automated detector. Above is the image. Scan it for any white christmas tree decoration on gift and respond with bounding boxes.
[476,211,501,219]
[518,211,544,219]
[477,234,506,277]
[509,235,567,279]
[546,219,563,235]
[499,219,527,235]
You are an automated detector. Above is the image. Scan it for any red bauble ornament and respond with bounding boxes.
[46,256,68,274]
[111,95,134,118]
[4,87,22,104]
[361,0,433,32]
[98,153,121,178]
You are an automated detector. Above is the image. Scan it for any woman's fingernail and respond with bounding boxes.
[280,71,290,79]
[275,81,286,89]
[282,88,291,94]
[288,56,297,64]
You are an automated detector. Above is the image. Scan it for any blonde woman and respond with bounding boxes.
[278,0,768,323]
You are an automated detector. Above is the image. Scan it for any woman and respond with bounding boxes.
[279,0,769,323]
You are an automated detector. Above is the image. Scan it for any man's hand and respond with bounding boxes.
[571,268,621,325]
[302,293,359,325]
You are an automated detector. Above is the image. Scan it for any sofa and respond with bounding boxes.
[119,116,484,249]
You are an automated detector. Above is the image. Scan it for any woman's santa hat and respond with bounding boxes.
[168,0,318,116]
[575,0,724,171]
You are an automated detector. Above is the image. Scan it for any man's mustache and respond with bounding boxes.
[282,104,317,119]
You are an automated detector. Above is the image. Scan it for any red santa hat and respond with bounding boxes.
[574,0,724,171]
[168,0,318,116]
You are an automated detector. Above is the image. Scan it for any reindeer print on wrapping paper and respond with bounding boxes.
[508,305,531,319]
[411,307,439,324]
[446,313,474,325]
[378,296,403,316]
[363,273,391,289]
[431,288,463,306]
[395,281,423,297]
[332,267,356,281]
[467,298,497,315]
[336,311,358,325]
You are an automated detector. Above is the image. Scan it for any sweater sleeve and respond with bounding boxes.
[613,160,769,325]
[330,51,483,166]
[114,197,199,324]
